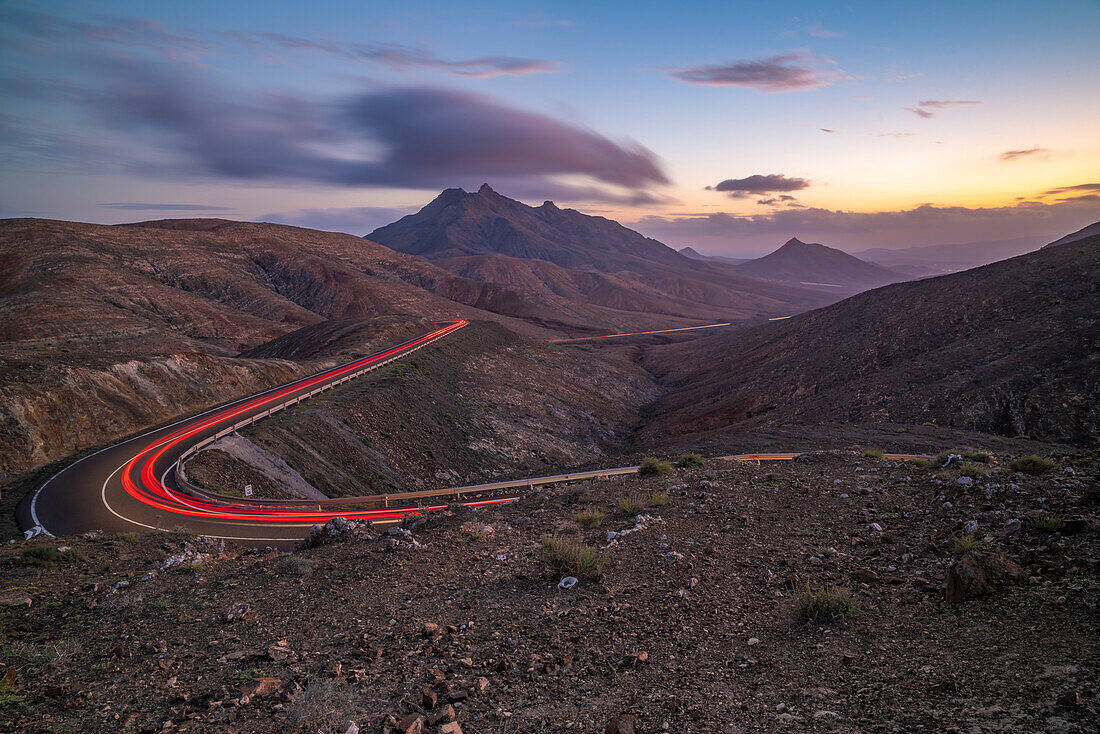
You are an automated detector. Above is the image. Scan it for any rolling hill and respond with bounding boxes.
[640,232,1100,446]
[732,237,909,293]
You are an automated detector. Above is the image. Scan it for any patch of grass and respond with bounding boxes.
[112,533,141,544]
[20,546,61,567]
[650,491,669,507]
[956,462,990,479]
[638,457,672,476]
[1009,455,1056,475]
[276,556,314,577]
[560,483,591,506]
[1028,513,1065,533]
[960,448,993,463]
[673,453,705,468]
[816,546,838,558]
[574,508,606,528]
[0,670,29,709]
[861,448,884,459]
[541,535,606,580]
[795,584,859,624]
[232,668,266,686]
[616,496,644,516]
[289,681,361,734]
[952,532,987,556]
[60,548,84,563]
[795,529,813,537]
[172,563,205,575]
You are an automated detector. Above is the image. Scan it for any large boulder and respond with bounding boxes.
[945,552,1027,603]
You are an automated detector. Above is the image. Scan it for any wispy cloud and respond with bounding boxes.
[99,203,233,211]
[219,31,563,78]
[706,174,810,198]
[905,99,983,118]
[667,52,839,92]
[999,146,1050,161]
[820,128,837,134]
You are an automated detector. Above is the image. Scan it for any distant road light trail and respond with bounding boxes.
[548,322,732,343]
[768,316,792,321]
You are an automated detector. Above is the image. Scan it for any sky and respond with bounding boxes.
[1,0,1097,256]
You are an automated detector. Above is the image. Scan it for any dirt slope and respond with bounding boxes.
[640,234,1100,447]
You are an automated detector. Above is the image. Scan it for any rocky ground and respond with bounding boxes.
[2,448,1098,733]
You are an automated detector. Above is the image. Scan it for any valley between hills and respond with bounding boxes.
[1,191,1098,733]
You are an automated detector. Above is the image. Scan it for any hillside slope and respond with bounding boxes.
[640,234,1100,446]
[733,237,908,293]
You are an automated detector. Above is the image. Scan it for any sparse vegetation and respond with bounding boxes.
[172,562,205,575]
[112,533,141,544]
[638,456,672,476]
[288,681,361,734]
[952,532,987,556]
[650,491,669,507]
[961,448,993,463]
[673,453,705,468]
[20,546,62,567]
[862,448,884,459]
[276,556,314,577]
[1009,455,1056,475]
[956,461,990,479]
[795,584,859,623]
[0,670,28,709]
[616,496,644,516]
[574,508,606,528]
[1028,513,1065,533]
[541,535,606,580]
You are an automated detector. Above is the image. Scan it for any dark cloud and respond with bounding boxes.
[905,99,983,118]
[99,203,233,211]
[667,53,836,92]
[258,206,415,234]
[219,32,562,78]
[631,196,1100,254]
[79,62,668,193]
[778,195,797,202]
[756,198,778,206]
[1042,183,1100,196]
[820,128,836,133]
[706,174,810,197]
[1000,147,1050,161]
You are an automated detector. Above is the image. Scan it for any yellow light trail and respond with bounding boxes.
[549,322,732,343]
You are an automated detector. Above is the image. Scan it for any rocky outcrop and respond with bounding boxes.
[945,551,1028,604]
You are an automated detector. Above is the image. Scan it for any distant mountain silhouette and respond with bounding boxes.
[367,185,837,323]
[1045,220,1100,248]
[678,246,747,266]
[855,236,1045,274]
[732,237,908,293]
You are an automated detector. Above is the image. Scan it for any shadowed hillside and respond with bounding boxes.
[733,237,909,293]
[640,233,1100,446]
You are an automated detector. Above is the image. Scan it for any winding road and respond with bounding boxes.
[17,320,928,548]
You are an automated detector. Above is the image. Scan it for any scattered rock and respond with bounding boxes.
[395,713,424,734]
[605,714,637,734]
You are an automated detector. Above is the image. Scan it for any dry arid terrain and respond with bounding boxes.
[2,448,1097,733]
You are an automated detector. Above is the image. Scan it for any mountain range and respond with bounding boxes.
[367,184,837,324]
[729,237,908,292]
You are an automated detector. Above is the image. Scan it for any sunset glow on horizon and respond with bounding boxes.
[1,0,1096,256]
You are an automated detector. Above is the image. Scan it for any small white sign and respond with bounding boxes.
[244,484,253,497]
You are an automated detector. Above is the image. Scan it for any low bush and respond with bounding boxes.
[956,462,990,479]
[961,448,993,463]
[638,457,672,476]
[1028,513,1065,533]
[1009,455,1056,475]
[541,535,606,580]
[861,448,884,459]
[276,556,315,577]
[952,532,986,556]
[21,546,61,567]
[574,508,606,528]
[650,491,669,507]
[673,453,705,468]
[795,584,859,623]
[616,496,644,516]
[112,533,142,544]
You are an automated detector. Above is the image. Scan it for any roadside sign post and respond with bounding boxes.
[244,484,253,497]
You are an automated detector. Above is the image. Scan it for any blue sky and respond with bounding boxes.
[1,0,1097,254]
